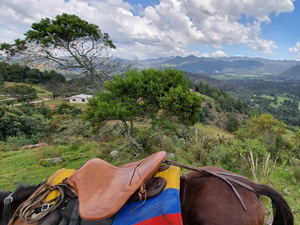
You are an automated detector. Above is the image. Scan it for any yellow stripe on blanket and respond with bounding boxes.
[45,168,75,203]
[155,166,180,190]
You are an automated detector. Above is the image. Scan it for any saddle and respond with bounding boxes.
[67,151,167,220]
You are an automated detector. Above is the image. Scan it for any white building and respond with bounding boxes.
[66,94,92,104]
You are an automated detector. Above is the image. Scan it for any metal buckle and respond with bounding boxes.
[41,204,50,212]
[3,194,13,205]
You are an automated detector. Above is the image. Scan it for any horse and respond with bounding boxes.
[0,167,294,225]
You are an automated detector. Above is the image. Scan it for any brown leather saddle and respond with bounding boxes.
[67,151,167,220]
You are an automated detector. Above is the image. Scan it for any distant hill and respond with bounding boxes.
[276,64,300,80]
[131,55,300,76]
[8,54,300,78]
[183,71,235,92]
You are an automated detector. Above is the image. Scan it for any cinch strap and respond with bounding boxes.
[2,192,13,225]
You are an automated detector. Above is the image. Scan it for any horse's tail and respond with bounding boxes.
[253,184,293,225]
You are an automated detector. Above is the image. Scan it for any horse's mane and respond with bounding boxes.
[0,183,44,203]
[0,190,11,201]
[12,183,44,200]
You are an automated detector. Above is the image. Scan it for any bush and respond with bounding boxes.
[6,133,45,147]
[135,127,162,154]
[0,142,11,152]
[34,145,61,163]
[206,138,267,170]
[290,158,300,181]
[226,113,240,132]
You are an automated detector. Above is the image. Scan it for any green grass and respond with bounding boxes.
[32,84,52,98]
[267,165,300,224]
[261,94,295,108]
[261,94,275,100]
[0,142,101,190]
[43,98,66,106]
[43,98,90,110]
[195,123,234,139]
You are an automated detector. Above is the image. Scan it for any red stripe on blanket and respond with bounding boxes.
[135,213,183,225]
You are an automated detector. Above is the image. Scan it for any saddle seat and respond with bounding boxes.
[67,151,167,220]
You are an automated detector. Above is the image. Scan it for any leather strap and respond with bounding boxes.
[164,160,256,211]
[68,199,79,225]
[2,192,13,225]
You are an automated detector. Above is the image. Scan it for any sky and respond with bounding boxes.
[1,0,300,60]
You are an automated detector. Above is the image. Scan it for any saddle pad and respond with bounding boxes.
[45,168,75,203]
[111,166,183,225]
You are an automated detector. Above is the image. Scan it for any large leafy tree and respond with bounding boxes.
[84,68,201,150]
[0,13,116,90]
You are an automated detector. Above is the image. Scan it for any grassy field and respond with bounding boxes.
[195,123,234,139]
[261,94,299,109]
[0,142,101,190]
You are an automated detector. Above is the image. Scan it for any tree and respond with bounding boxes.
[226,113,240,132]
[234,113,288,159]
[0,62,8,85]
[4,84,37,103]
[0,13,116,91]
[26,69,43,84]
[84,68,201,150]
[0,105,47,141]
[0,106,22,140]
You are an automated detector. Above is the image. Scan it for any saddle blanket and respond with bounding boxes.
[45,168,75,203]
[112,165,183,225]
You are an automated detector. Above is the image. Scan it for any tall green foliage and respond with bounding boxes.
[234,113,289,160]
[84,68,201,151]
[4,84,37,103]
[0,105,47,141]
[207,138,267,170]
[226,113,240,132]
[0,62,65,84]
[85,68,201,132]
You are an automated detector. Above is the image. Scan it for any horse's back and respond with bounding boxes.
[180,171,265,225]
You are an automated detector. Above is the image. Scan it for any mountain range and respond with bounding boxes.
[131,55,300,77]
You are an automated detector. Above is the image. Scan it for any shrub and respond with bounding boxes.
[206,138,267,170]
[46,115,93,144]
[6,133,45,147]
[290,158,300,181]
[34,145,61,163]
[135,126,162,154]
[226,113,240,132]
[0,142,11,152]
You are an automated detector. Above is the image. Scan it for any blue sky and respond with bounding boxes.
[1,0,300,60]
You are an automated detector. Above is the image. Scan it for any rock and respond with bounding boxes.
[292,209,299,214]
[265,217,273,225]
[282,187,290,195]
[22,143,47,149]
[45,158,62,163]
[166,153,175,158]
[110,150,119,159]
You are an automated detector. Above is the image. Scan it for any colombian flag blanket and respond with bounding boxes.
[112,166,183,225]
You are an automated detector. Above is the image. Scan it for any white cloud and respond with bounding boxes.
[0,0,295,59]
[289,42,300,60]
[211,51,228,58]
[289,42,300,53]
[201,50,228,58]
